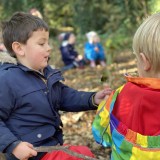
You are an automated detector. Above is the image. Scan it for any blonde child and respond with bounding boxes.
[92,12,160,160]
[84,31,106,68]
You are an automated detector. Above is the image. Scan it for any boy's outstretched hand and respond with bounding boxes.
[93,87,112,105]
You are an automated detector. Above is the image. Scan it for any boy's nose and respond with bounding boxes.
[47,44,52,53]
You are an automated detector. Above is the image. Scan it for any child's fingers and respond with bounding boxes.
[104,94,110,100]
[25,142,34,148]
[103,88,112,94]
[25,142,37,156]
[30,149,37,157]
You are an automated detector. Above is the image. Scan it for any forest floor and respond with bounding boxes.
[53,51,137,160]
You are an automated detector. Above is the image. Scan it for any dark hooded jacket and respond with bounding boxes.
[60,43,78,65]
[0,52,96,159]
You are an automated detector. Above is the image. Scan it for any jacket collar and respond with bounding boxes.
[125,73,160,89]
[17,63,63,79]
[0,52,64,81]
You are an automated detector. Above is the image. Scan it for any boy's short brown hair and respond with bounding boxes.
[2,12,49,57]
[133,12,160,73]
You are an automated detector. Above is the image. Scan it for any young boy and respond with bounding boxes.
[0,12,111,160]
[92,12,160,160]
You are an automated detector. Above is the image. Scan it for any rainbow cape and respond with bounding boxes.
[92,85,160,160]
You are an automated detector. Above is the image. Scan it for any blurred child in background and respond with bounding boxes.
[60,32,85,72]
[0,43,6,52]
[29,8,43,19]
[84,31,106,68]
[0,32,7,53]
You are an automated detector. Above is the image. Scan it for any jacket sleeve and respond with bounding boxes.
[0,75,19,152]
[60,83,97,112]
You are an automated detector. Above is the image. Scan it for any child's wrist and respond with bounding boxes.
[92,94,98,107]
[6,140,21,154]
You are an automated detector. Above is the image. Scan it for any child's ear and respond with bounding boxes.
[12,42,24,56]
[140,53,151,71]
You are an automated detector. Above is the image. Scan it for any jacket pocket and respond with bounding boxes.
[20,125,56,144]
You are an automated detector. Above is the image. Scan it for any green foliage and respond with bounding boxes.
[73,0,108,34]
[43,0,74,32]
[149,0,160,12]
[0,0,44,20]
[0,0,159,61]
[101,0,154,64]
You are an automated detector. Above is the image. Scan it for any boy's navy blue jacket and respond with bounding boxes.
[60,43,78,65]
[0,53,96,157]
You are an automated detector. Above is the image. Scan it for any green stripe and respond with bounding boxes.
[147,136,160,148]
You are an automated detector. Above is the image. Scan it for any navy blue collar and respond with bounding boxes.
[17,63,63,80]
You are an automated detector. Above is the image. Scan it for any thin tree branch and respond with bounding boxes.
[0,146,99,160]
[34,146,98,160]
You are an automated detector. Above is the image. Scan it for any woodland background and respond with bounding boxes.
[0,0,160,57]
[0,1,160,159]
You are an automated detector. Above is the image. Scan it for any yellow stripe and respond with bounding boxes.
[130,146,160,160]
[136,133,148,148]
[106,124,111,136]
[117,85,124,93]
[99,107,109,127]
[97,100,106,112]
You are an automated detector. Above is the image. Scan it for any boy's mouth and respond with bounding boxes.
[44,56,50,62]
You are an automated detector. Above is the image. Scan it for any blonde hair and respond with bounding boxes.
[133,12,160,73]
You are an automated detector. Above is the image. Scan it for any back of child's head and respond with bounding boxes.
[2,12,49,57]
[133,12,160,73]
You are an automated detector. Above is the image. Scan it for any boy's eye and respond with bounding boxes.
[39,43,45,46]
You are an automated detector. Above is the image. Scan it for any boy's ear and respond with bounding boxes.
[140,53,151,71]
[12,42,24,56]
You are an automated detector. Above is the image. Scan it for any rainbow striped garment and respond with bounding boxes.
[92,85,160,160]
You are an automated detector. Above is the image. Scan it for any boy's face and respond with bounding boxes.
[21,29,51,71]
